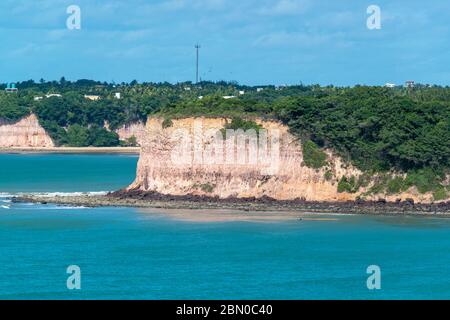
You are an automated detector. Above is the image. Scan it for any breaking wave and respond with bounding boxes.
[0,191,109,198]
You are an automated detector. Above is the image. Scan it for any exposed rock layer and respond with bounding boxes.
[0,115,145,148]
[115,122,146,146]
[0,114,54,148]
[16,192,450,215]
[128,117,358,201]
[129,117,449,203]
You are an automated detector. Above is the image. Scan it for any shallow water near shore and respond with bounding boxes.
[1,153,450,299]
[0,153,138,193]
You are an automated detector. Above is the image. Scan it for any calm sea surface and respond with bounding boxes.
[0,154,449,299]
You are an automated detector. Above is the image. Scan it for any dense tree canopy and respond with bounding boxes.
[275,87,450,173]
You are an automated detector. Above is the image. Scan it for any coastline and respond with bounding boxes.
[0,147,141,154]
[14,190,450,217]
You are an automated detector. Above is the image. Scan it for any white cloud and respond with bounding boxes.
[121,28,157,41]
[253,30,352,48]
[254,31,322,47]
[158,0,227,11]
[258,0,310,16]
[159,0,186,11]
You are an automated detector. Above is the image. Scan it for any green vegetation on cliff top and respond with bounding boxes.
[0,80,449,196]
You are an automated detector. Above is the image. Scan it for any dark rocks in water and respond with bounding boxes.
[102,189,450,215]
[11,197,22,203]
[12,191,450,216]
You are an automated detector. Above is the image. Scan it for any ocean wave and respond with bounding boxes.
[0,191,109,198]
[0,193,17,198]
[23,205,88,210]
[1,205,10,209]
[29,191,109,197]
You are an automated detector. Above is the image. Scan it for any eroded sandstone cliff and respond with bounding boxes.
[129,117,356,201]
[115,122,146,146]
[129,117,447,203]
[0,114,54,148]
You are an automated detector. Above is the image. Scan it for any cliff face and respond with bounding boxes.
[130,117,446,203]
[115,122,146,146]
[0,114,54,148]
[129,117,360,201]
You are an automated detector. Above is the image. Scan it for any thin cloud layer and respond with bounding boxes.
[0,0,448,86]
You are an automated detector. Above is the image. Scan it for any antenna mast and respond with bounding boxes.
[195,44,201,84]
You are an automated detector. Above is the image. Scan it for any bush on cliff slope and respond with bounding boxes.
[302,140,328,169]
[223,117,262,132]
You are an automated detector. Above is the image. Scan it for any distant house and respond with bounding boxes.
[34,96,44,101]
[184,87,191,91]
[238,90,245,95]
[5,83,18,93]
[223,95,236,99]
[114,92,121,99]
[45,93,62,98]
[405,80,415,88]
[84,94,101,101]
[256,88,264,92]
[385,83,396,88]
[198,96,204,100]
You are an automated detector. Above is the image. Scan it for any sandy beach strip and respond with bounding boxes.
[0,147,141,154]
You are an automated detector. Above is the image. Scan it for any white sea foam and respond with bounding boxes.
[26,205,88,210]
[0,191,107,210]
[28,191,109,197]
[0,191,109,198]
[0,193,17,198]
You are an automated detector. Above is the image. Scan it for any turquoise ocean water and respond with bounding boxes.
[0,153,449,299]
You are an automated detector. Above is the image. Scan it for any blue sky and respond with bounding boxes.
[0,0,449,86]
